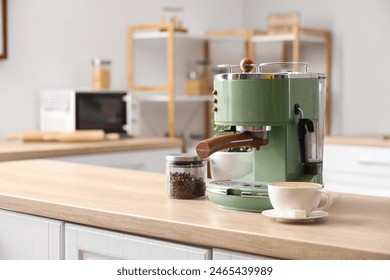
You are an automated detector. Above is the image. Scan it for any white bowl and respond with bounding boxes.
[209,151,253,181]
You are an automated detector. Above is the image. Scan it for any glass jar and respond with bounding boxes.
[166,154,207,199]
[92,58,111,89]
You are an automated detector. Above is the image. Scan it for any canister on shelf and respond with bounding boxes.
[185,59,211,95]
[166,154,207,199]
[92,58,111,89]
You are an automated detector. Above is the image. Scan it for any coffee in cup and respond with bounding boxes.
[267,182,332,218]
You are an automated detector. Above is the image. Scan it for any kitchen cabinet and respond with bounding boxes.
[0,209,64,260]
[0,209,275,260]
[128,22,212,140]
[51,147,180,173]
[323,144,390,197]
[65,223,211,260]
[212,248,278,260]
[0,137,183,172]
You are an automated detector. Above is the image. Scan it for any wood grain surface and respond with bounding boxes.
[325,136,390,148]
[0,137,183,161]
[0,159,389,259]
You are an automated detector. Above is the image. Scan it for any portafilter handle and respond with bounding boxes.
[196,133,268,158]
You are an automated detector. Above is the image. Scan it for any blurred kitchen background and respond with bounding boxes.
[0,0,389,142]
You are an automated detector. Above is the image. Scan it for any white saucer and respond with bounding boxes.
[262,209,328,223]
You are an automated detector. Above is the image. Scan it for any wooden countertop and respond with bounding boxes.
[2,136,387,162]
[0,160,389,260]
[325,136,390,148]
[0,137,183,161]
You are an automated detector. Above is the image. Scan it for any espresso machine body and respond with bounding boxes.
[197,61,327,212]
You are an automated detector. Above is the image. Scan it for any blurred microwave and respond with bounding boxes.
[39,89,131,134]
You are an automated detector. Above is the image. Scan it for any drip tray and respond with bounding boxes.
[206,180,272,213]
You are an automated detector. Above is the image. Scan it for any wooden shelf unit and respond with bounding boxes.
[127,22,211,139]
[128,23,177,138]
[206,29,267,61]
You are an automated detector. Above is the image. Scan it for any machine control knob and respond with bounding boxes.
[213,106,218,112]
[213,98,218,104]
[240,58,254,73]
[212,89,217,96]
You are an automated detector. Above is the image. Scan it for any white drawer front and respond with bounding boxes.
[65,223,211,260]
[324,145,390,175]
[323,144,390,197]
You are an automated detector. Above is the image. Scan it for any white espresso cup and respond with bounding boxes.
[267,182,332,218]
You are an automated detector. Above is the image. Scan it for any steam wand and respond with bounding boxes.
[295,104,315,164]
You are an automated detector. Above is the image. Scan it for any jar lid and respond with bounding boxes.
[166,153,207,162]
[91,58,111,66]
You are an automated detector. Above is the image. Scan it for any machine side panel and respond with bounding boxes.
[214,79,290,126]
[290,78,319,121]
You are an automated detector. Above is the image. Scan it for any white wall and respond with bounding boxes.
[244,0,390,136]
[0,0,243,139]
[1,0,389,139]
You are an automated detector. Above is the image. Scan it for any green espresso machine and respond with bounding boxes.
[196,59,327,212]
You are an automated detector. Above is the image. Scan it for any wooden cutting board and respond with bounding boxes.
[5,130,120,142]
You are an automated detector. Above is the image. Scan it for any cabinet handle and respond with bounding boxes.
[358,157,390,167]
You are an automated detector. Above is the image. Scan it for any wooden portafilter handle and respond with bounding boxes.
[196,133,268,158]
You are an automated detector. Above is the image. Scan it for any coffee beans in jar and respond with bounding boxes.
[166,154,207,199]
